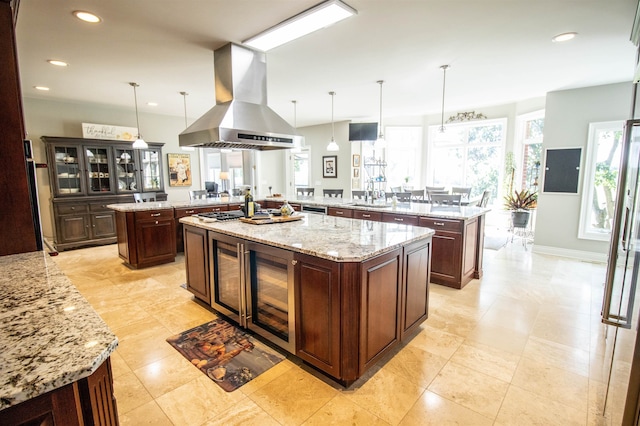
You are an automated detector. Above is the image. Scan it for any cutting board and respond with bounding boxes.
[239,215,304,225]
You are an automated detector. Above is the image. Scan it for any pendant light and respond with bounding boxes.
[129,82,148,149]
[180,91,195,151]
[374,80,387,149]
[291,100,302,152]
[435,65,450,142]
[327,91,339,152]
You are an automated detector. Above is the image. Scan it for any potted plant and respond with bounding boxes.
[504,189,537,228]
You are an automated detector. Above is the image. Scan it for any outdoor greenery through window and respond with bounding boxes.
[519,112,544,192]
[429,118,506,200]
[579,121,624,241]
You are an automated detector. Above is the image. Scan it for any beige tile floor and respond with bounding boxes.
[51,240,636,425]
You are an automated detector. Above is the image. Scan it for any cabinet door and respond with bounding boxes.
[401,240,430,338]
[58,214,90,243]
[135,219,176,264]
[430,231,462,286]
[295,253,341,378]
[85,146,114,194]
[359,249,402,373]
[90,211,116,239]
[114,146,139,193]
[51,143,84,196]
[184,225,210,303]
[139,147,163,192]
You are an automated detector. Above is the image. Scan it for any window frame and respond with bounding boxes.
[578,120,624,241]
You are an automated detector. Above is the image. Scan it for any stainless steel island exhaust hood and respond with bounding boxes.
[179,43,300,150]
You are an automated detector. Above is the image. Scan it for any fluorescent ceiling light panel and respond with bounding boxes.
[243,0,357,51]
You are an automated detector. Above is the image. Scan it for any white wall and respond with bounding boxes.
[534,82,632,257]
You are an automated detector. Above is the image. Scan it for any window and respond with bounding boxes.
[200,148,245,192]
[518,111,544,192]
[578,121,624,240]
[292,149,310,187]
[360,126,422,191]
[429,118,506,199]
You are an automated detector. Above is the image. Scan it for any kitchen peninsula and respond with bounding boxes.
[180,213,434,386]
[0,252,118,424]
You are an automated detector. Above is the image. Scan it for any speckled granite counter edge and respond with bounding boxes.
[0,251,118,410]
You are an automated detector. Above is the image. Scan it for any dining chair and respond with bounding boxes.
[352,190,367,200]
[451,186,472,200]
[296,187,315,197]
[426,189,449,203]
[386,191,411,202]
[479,190,491,207]
[133,192,157,203]
[323,189,344,198]
[189,190,207,200]
[430,194,462,206]
[410,189,425,202]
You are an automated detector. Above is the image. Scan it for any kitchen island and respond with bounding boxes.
[180,213,434,386]
[109,195,487,288]
[0,251,119,424]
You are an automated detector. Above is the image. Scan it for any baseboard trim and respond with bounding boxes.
[532,244,607,263]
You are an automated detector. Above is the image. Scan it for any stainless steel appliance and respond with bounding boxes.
[179,43,302,151]
[208,232,296,353]
[601,119,640,423]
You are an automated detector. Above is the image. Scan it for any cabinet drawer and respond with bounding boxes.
[419,217,463,232]
[382,213,418,226]
[175,207,201,218]
[328,207,354,218]
[228,202,244,211]
[135,209,174,222]
[353,210,382,221]
[57,204,88,215]
[199,205,229,214]
[89,202,112,212]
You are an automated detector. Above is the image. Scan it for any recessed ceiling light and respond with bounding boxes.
[47,59,68,67]
[552,32,577,42]
[73,10,101,23]
[146,102,158,106]
[34,86,50,91]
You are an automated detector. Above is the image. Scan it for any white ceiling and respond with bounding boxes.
[15,0,639,128]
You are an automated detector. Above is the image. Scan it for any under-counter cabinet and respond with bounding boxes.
[184,225,210,303]
[115,209,176,268]
[43,136,166,251]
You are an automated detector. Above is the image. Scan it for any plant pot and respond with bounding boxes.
[511,210,530,228]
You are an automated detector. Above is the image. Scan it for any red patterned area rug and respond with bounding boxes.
[166,317,285,392]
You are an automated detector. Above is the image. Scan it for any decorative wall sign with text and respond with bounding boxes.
[82,123,138,141]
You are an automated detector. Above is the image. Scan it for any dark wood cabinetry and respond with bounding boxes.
[115,209,176,269]
[353,210,382,221]
[327,207,354,218]
[175,204,228,252]
[42,136,166,251]
[184,225,210,303]
[0,358,118,426]
[382,212,419,226]
[419,216,480,288]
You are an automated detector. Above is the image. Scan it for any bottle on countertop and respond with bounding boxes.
[244,188,254,218]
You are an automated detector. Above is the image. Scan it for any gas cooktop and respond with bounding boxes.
[197,210,244,221]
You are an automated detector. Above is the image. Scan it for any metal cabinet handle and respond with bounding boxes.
[150,213,161,217]
[155,221,158,225]
[291,260,297,265]
[394,218,404,222]
[71,207,75,210]
[186,210,195,214]
[434,222,445,226]
[362,214,371,218]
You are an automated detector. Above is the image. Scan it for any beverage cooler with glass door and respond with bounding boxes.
[208,233,296,353]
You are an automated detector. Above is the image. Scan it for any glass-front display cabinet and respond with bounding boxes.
[114,146,139,193]
[140,147,163,192]
[52,144,84,195]
[85,146,113,194]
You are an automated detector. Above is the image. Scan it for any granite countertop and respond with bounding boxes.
[0,251,118,410]
[180,213,434,262]
[108,196,488,220]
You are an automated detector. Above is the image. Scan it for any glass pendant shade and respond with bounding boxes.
[327,91,339,151]
[129,82,148,149]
